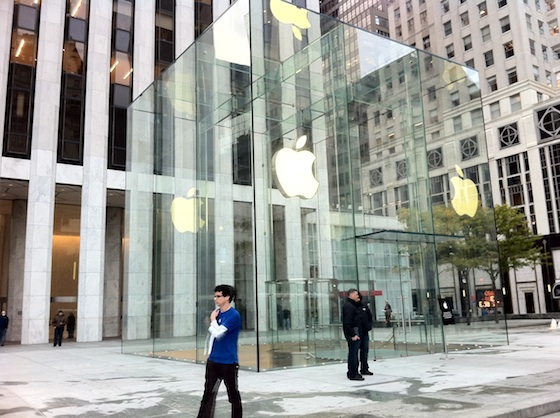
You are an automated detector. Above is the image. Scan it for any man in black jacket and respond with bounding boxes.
[342,289,363,381]
[357,293,373,375]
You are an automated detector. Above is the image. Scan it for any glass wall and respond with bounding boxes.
[123,0,507,371]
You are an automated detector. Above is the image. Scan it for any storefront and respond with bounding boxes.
[123,0,507,371]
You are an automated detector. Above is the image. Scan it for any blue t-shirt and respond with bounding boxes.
[209,307,241,364]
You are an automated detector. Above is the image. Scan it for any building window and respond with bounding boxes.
[428,86,436,101]
[534,65,540,81]
[537,105,560,141]
[550,19,559,35]
[543,46,549,61]
[408,18,414,32]
[529,39,536,55]
[427,148,443,170]
[508,68,518,84]
[526,14,533,31]
[441,0,450,13]
[499,123,519,148]
[478,2,488,17]
[469,84,481,99]
[369,167,383,186]
[539,20,545,36]
[484,50,494,67]
[498,0,507,8]
[504,42,514,58]
[425,56,433,71]
[453,116,463,132]
[443,21,452,36]
[3,1,42,159]
[471,109,483,126]
[547,0,556,10]
[156,0,175,78]
[510,94,521,112]
[446,43,455,58]
[450,91,460,107]
[396,160,407,180]
[488,76,498,91]
[396,25,402,37]
[465,59,475,68]
[463,35,472,51]
[430,175,447,205]
[490,101,501,119]
[500,16,511,33]
[108,0,134,171]
[195,0,212,38]
[461,136,479,160]
[423,35,430,50]
[481,26,491,43]
[58,0,90,165]
[461,12,469,27]
[420,11,428,24]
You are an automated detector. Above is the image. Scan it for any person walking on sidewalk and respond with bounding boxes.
[52,310,66,347]
[0,310,8,346]
[66,312,76,339]
[197,284,242,418]
[342,288,363,381]
[357,293,373,376]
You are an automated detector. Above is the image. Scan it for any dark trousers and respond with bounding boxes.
[53,327,64,346]
[359,332,370,373]
[0,328,6,346]
[346,338,360,378]
[197,360,242,418]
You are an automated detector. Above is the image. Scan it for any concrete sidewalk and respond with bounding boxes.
[1,321,560,417]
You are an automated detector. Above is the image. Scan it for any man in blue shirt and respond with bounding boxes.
[197,284,242,418]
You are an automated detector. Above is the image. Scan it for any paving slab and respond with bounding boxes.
[1,320,560,417]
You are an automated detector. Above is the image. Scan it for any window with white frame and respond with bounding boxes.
[484,50,494,66]
[461,12,469,27]
[481,25,491,42]
[504,42,514,58]
[464,35,472,51]
[488,75,497,91]
[444,21,452,36]
[510,94,521,112]
[490,101,501,119]
[501,16,511,32]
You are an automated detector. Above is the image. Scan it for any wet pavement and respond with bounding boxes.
[1,320,560,417]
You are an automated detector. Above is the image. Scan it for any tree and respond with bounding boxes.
[399,204,547,323]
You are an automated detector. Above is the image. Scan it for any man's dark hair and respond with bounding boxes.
[215,284,236,302]
[347,288,358,296]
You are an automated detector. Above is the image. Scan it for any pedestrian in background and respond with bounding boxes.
[52,310,66,347]
[384,300,393,327]
[197,284,242,418]
[0,310,8,346]
[67,312,76,339]
[342,288,363,381]
[357,293,373,375]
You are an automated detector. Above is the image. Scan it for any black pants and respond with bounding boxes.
[53,327,64,346]
[346,338,360,378]
[197,361,242,418]
[359,332,370,373]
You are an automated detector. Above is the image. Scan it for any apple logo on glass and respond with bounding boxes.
[272,135,319,199]
[450,165,478,217]
[170,187,205,233]
[270,0,311,41]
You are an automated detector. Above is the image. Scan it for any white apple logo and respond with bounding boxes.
[272,135,319,199]
[170,187,205,233]
[450,165,478,217]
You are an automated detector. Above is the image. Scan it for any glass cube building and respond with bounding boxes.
[123,0,507,370]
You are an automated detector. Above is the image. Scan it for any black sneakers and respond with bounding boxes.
[348,374,364,381]
[361,370,374,375]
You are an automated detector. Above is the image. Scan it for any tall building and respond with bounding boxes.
[325,0,560,316]
[1,0,509,371]
[0,0,283,345]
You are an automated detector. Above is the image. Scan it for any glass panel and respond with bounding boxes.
[123,0,507,371]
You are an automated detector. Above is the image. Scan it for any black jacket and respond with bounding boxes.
[342,298,361,340]
[357,302,373,335]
